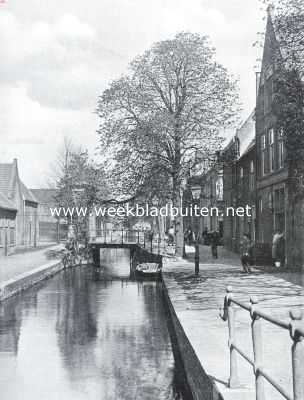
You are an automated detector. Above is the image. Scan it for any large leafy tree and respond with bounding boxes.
[52,138,108,232]
[97,32,239,255]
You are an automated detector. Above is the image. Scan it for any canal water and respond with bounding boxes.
[0,249,190,400]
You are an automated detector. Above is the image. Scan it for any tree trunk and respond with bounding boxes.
[172,180,184,257]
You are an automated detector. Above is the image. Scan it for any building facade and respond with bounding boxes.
[223,112,256,253]
[0,193,17,256]
[0,159,38,251]
[255,9,304,268]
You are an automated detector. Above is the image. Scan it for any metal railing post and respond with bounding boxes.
[137,231,140,244]
[144,233,146,248]
[226,287,240,388]
[250,297,265,400]
[290,310,304,400]
[4,228,8,256]
[121,229,124,244]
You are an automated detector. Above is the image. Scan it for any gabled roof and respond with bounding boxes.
[259,5,304,87]
[20,182,38,203]
[0,163,15,199]
[0,159,38,206]
[236,110,255,158]
[242,138,256,158]
[30,189,57,205]
[0,192,17,212]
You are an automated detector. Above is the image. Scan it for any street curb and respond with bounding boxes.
[162,276,223,400]
[0,259,64,302]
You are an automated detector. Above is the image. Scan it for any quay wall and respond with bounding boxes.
[162,277,223,400]
[0,260,65,301]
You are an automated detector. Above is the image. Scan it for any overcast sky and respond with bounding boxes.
[0,0,265,187]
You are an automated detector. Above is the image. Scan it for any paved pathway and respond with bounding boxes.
[0,244,63,283]
[163,245,304,400]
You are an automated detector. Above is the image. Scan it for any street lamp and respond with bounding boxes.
[151,195,158,252]
[191,185,201,275]
[180,178,188,258]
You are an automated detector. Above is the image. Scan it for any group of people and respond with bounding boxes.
[240,229,285,273]
[168,223,285,272]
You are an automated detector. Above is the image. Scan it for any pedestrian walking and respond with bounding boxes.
[272,230,285,268]
[168,225,174,244]
[210,231,218,259]
[184,227,193,245]
[240,233,253,273]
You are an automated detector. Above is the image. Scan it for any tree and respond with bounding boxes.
[51,137,108,233]
[97,32,239,255]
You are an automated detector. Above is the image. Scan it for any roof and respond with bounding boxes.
[0,192,17,212]
[20,182,38,203]
[0,163,14,198]
[0,160,38,206]
[242,138,256,158]
[236,110,255,158]
[30,189,57,205]
[261,6,304,82]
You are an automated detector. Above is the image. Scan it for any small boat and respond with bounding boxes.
[135,262,162,280]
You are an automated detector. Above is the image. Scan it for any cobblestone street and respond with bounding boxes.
[163,245,304,400]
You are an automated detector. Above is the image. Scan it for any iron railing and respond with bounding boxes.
[91,229,166,255]
[220,286,304,400]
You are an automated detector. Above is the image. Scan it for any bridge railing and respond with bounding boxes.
[220,286,304,400]
[91,229,167,255]
[93,229,144,244]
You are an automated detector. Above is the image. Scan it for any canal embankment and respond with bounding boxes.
[0,245,64,301]
[162,247,304,400]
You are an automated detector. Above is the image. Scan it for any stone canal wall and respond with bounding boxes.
[0,260,64,301]
[162,277,223,400]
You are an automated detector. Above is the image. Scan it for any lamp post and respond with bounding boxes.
[180,178,187,258]
[151,195,158,252]
[191,185,201,276]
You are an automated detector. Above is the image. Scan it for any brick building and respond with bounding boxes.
[223,111,256,253]
[185,158,224,240]
[255,9,304,268]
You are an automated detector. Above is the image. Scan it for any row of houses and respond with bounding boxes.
[0,159,64,256]
[185,8,304,269]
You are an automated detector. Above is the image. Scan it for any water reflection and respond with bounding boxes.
[0,265,186,400]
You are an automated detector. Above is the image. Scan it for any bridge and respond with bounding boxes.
[88,229,166,272]
[88,229,167,252]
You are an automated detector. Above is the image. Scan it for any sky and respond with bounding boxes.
[0,0,265,187]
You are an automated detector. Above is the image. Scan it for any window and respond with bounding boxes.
[269,129,274,172]
[249,160,255,190]
[278,128,284,169]
[261,134,266,176]
[240,167,244,180]
[9,227,15,246]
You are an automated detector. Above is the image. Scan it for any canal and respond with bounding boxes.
[0,249,190,400]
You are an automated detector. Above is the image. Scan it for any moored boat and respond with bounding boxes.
[135,262,162,280]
